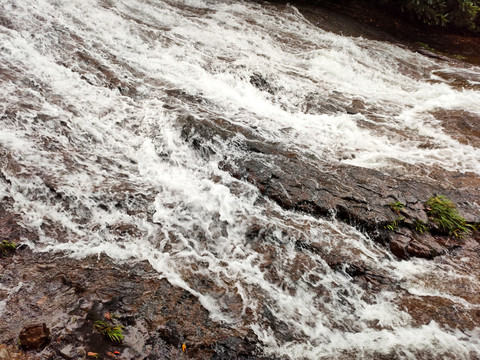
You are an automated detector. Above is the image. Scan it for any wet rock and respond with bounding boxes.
[157,320,182,348]
[389,233,410,259]
[346,98,366,114]
[58,344,74,359]
[399,291,480,331]
[165,88,210,106]
[405,240,435,259]
[415,48,451,61]
[406,238,444,259]
[71,50,139,100]
[431,109,480,147]
[249,73,276,94]
[262,307,296,343]
[389,229,448,259]
[329,259,391,289]
[211,334,260,360]
[179,115,218,158]
[300,91,351,115]
[181,114,480,260]
[0,229,268,360]
[18,323,50,350]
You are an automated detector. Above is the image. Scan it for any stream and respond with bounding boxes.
[1,0,480,359]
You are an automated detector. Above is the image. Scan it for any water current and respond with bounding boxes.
[1,0,480,358]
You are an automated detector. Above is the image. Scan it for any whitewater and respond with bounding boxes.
[1,0,480,358]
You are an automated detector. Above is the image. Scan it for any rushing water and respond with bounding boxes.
[1,0,480,358]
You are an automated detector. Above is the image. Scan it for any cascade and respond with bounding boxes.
[1,0,480,358]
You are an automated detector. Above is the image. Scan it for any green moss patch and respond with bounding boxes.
[0,240,17,257]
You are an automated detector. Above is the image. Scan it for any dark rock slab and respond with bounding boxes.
[180,114,480,259]
[389,229,447,259]
[250,73,276,95]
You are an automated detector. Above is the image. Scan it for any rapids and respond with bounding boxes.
[1,0,480,358]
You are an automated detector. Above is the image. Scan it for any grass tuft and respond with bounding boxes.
[384,217,405,231]
[389,201,405,213]
[94,320,124,343]
[425,196,475,237]
[413,219,428,234]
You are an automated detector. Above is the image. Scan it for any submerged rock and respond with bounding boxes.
[250,73,276,95]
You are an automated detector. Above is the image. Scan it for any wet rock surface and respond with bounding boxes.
[0,244,269,359]
[396,237,480,332]
[431,109,480,146]
[0,203,269,359]
[180,114,480,260]
[275,0,480,65]
[3,198,479,359]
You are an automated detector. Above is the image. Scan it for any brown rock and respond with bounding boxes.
[19,323,50,350]
[406,240,434,259]
[389,234,410,259]
[406,236,445,259]
[0,241,267,360]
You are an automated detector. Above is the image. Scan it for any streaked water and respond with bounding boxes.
[1,0,480,358]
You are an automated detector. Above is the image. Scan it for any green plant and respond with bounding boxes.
[0,240,16,256]
[416,42,437,52]
[384,217,405,231]
[414,219,428,234]
[425,195,475,237]
[94,320,124,343]
[453,54,467,60]
[403,0,480,29]
[389,201,405,213]
[375,0,480,32]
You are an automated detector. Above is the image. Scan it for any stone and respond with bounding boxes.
[19,323,50,350]
[249,73,275,94]
[406,240,435,259]
[389,234,411,259]
[406,237,445,259]
[58,344,74,359]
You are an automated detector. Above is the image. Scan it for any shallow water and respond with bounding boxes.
[1,0,480,358]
